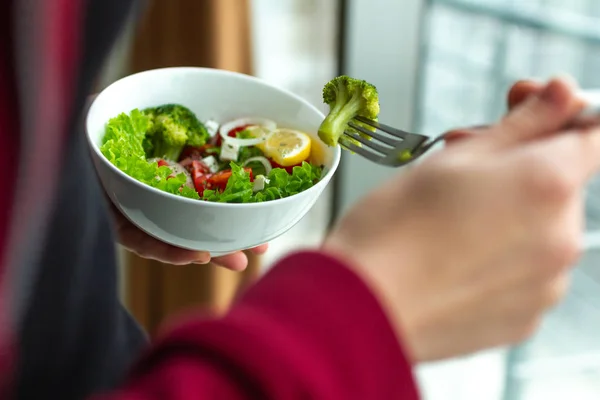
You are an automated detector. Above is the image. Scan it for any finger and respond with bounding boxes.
[492,77,585,147]
[519,125,600,192]
[507,80,543,110]
[523,274,571,315]
[114,206,212,265]
[119,223,211,265]
[154,245,211,265]
[553,127,600,184]
[212,251,249,271]
[126,239,211,265]
[543,273,570,309]
[248,243,269,255]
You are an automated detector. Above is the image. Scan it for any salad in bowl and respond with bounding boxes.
[101,104,323,204]
[86,67,340,255]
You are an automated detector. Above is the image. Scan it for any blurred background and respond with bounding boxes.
[97,0,600,399]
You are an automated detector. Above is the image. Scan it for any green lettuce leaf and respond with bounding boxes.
[203,161,323,203]
[100,108,323,203]
[100,109,199,200]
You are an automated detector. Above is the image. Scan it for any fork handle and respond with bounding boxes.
[418,132,452,154]
[571,103,600,127]
[452,103,600,138]
[421,103,600,153]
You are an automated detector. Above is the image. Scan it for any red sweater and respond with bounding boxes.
[95,252,419,400]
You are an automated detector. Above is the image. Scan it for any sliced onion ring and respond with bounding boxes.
[243,156,272,175]
[218,117,276,147]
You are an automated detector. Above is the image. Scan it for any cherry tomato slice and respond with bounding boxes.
[158,159,175,180]
[227,125,251,137]
[215,124,252,146]
[191,160,210,196]
[207,168,254,192]
[179,146,199,161]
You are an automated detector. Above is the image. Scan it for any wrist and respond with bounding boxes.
[321,237,425,363]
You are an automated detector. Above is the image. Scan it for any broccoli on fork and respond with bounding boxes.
[142,104,210,161]
[318,75,380,147]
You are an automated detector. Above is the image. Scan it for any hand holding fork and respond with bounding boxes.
[344,81,600,167]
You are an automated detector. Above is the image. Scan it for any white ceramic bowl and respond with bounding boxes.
[86,67,340,256]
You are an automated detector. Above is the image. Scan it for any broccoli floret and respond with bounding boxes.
[153,104,209,147]
[318,75,380,147]
[150,115,189,161]
[142,104,210,160]
[143,108,157,127]
[141,109,158,155]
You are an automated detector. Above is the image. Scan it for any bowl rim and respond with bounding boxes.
[86,66,341,209]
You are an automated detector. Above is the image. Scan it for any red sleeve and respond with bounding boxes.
[93,251,420,400]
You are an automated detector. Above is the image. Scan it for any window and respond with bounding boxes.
[414,0,600,398]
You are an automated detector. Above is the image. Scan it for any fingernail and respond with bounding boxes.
[193,255,211,264]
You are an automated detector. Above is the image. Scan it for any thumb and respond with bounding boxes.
[491,77,585,147]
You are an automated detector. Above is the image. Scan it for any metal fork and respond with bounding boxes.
[342,116,448,167]
[343,106,600,167]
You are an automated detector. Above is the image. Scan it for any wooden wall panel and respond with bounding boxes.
[130,0,253,74]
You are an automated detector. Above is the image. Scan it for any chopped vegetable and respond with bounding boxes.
[203,161,322,203]
[398,149,413,162]
[243,156,272,176]
[191,160,210,196]
[238,144,264,164]
[100,110,199,200]
[218,117,275,147]
[143,104,210,161]
[257,128,311,167]
[219,139,240,162]
[179,144,219,161]
[207,167,254,193]
[101,105,323,203]
[270,159,303,174]
[253,175,269,192]
[202,163,255,203]
[204,119,219,137]
[201,155,220,173]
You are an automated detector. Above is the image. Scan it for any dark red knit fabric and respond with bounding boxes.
[94,252,420,400]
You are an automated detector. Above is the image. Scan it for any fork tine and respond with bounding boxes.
[342,141,385,163]
[343,130,390,154]
[353,116,410,139]
[348,121,401,147]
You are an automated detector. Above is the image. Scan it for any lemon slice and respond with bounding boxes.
[257,128,312,167]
